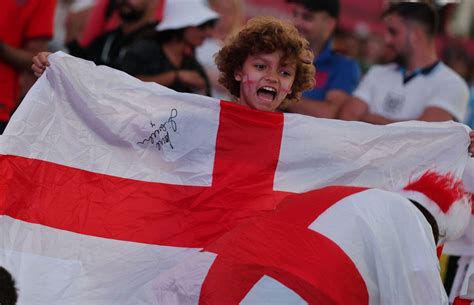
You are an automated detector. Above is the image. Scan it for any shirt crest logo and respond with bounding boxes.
[383,92,405,115]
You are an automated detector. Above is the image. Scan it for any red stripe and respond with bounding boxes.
[453,298,473,305]
[0,101,288,248]
[205,102,288,211]
[200,186,369,304]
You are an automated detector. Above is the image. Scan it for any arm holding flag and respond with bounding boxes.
[3,15,470,304]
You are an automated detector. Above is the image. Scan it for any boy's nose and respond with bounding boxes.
[264,72,278,83]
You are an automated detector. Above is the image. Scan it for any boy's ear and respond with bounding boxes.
[234,71,242,81]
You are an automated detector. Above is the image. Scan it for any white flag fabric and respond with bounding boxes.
[0,52,470,304]
[148,187,447,305]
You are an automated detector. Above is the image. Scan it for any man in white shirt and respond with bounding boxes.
[340,2,469,124]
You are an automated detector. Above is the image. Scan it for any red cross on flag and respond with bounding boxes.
[0,53,470,304]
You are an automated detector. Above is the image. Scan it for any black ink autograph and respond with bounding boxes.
[137,109,178,150]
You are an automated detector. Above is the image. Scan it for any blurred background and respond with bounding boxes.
[48,0,474,88]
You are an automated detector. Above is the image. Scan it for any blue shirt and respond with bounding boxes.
[302,40,360,101]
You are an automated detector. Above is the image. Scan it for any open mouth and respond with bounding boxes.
[257,86,277,102]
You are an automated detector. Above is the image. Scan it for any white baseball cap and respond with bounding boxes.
[156,0,219,32]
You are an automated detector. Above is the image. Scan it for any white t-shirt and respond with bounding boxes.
[354,62,469,122]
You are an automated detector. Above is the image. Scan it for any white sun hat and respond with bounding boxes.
[156,0,219,32]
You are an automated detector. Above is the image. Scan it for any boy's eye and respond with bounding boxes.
[280,70,292,77]
[254,64,266,70]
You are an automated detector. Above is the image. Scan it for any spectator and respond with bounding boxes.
[66,0,157,70]
[340,2,469,124]
[34,16,314,112]
[0,266,18,305]
[284,0,360,118]
[78,0,163,47]
[119,0,219,95]
[219,170,470,304]
[0,0,55,134]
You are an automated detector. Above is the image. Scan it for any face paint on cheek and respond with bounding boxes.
[279,86,292,100]
[242,74,256,85]
[280,87,291,94]
[242,74,257,96]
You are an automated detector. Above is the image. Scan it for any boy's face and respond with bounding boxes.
[234,51,296,112]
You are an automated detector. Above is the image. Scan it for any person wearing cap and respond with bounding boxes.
[285,0,361,119]
[33,14,314,112]
[115,0,219,96]
[340,2,469,124]
[64,0,158,72]
[180,170,470,304]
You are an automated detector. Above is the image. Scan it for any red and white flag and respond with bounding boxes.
[0,53,470,304]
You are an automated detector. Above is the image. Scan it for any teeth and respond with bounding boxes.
[261,86,276,92]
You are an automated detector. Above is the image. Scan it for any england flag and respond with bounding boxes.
[0,53,470,304]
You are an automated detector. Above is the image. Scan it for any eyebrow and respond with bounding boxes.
[280,61,296,67]
[250,55,269,61]
[250,55,296,68]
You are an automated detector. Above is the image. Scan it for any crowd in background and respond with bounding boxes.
[2,0,473,133]
[2,0,474,303]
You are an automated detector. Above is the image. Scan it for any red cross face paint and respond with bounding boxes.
[234,51,296,112]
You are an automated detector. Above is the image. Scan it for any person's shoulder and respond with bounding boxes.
[352,189,424,225]
[340,188,420,227]
[364,63,398,76]
[368,62,398,72]
[327,52,360,76]
[358,188,408,204]
[330,52,358,66]
[434,62,469,87]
